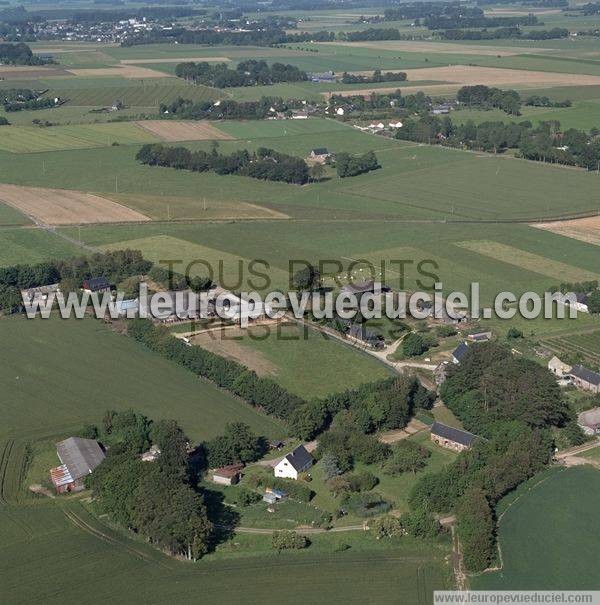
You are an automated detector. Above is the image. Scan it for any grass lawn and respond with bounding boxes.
[473,466,600,590]
[0,203,31,226]
[192,323,392,398]
[578,445,600,461]
[0,316,284,442]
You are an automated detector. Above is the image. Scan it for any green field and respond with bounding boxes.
[473,466,600,590]
[0,228,81,266]
[193,323,393,397]
[0,123,158,153]
[0,203,31,227]
[43,80,223,107]
[0,316,284,442]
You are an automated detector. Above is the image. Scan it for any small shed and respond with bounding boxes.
[212,463,244,486]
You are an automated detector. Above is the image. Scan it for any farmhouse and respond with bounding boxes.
[570,365,600,394]
[577,408,600,435]
[50,437,105,494]
[20,283,61,303]
[555,292,589,313]
[452,342,469,364]
[548,356,572,378]
[430,422,478,452]
[211,463,244,486]
[348,323,385,349]
[309,147,331,162]
[274,445,312,480]
[82,277,111,293]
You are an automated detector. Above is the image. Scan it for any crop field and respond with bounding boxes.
[0,184,151,225]
[191,322,392,397]
[473,467,600,590]
[0,123,158,154]
[533,216,600,247]
[136,120,234,141]
[42,81,222,107]
[539,330,600,370]
[0,316,284,442]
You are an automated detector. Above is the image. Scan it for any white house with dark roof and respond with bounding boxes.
[570,365,600,394]
[430,422,478,452]
[274,445,313,480]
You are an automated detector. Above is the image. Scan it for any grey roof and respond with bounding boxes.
[56,437,105,481]
[570,365,600,386]
[452,342,469,362]
[284,445,312,473]
[430,422,478,447]
[311,147,329,155]
[85,277,110,290]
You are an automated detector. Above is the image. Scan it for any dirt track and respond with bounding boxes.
[0,184,151,225]
[136,120,234,142]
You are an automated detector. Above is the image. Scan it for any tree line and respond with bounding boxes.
[341,69,407,84]
[395,114,600,169]
[438,26,568,40]
[136,143,310,185]
[175,59,306,88]
[0,249,152,313]
[158,96,303,121]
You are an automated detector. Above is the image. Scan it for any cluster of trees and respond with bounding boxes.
[293,374,434,443]
[0,42,51,65]
[336,151,380,178]
[272,530,308,550]
[330,90,431,116]
[395,114,600,169]
[4,97,55,112]
[0,116,8,126]
[457,85,522,115]
[440,342,572,435]
[128,319,304,420]
[206,422,267,468]
[86,412,213,560]
[438,26,568,40]
[341,69,407,84]
[159,96,302,121]
[402,330,439,357]
[548,280,598,294]
[136,143,310,185]
[0,249,151,313]
[525,95,572,108]
[174,59,306,88]
[339,27,405,42]
[372,509,439,539]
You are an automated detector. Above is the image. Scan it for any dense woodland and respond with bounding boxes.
[136,143,310,185]
[175,60,307,88]
[341,70,407,84]
[0,41,51,64]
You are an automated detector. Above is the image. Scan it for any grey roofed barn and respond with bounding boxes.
[430,422,478,448]
[452,342,469,363]
[570,365,600,386]
[283,445,313,473]
[56,437,105,481]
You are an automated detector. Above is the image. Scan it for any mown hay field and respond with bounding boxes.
[0,184,151,225]
[136,120,234,142]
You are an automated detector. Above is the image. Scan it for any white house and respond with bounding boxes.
[388,120,403,128]
[274,445,313,480]
[548,356,572,378]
